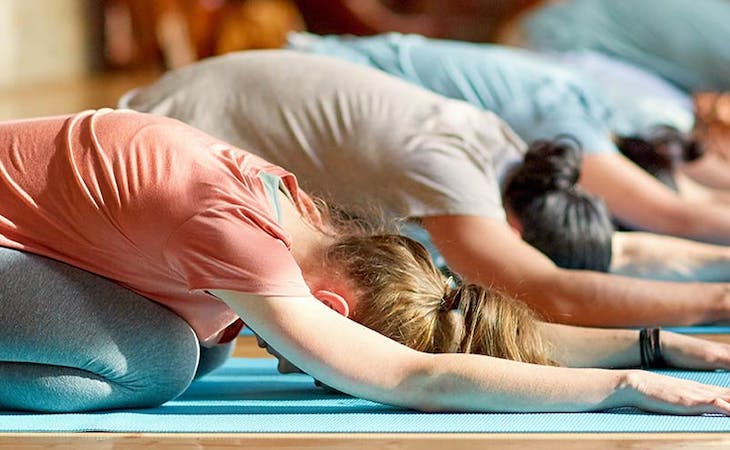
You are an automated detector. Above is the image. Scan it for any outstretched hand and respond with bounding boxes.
[661,332,730,370]
[620,370,730,415]
[254,332,345,393]
[254,332,303,374]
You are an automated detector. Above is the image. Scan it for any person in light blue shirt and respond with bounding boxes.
[289,31,617,156]
[519,0,730,94]
[288,32,730,245]
[544,50,695,139]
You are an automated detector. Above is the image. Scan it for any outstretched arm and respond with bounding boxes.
[211,289,730,414]
[675,167,730,205]
[422,215,730,327]
[681,152,730,192]
[611,231,730,282]
[539,322,730,370]
[581,152,730,245]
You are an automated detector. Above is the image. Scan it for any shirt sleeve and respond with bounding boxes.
[164,206,312,297]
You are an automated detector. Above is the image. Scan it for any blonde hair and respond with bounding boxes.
[323,234,555,366]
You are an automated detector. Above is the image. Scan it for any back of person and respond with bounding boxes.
[121,49,526,222]
[522,0,730,92]
[543,51,695,138]
[0,109,315,344]
[288,32,617,155]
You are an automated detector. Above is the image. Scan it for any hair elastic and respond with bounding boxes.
[440,281,463,311]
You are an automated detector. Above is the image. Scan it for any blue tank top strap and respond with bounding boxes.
[258,172,294,224]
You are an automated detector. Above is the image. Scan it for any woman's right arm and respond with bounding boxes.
[211,289,730,414]
[422,215,730,327]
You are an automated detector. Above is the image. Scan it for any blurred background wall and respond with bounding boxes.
[0,0,535,119]
[0,0,537,87]
[0,0,101,88]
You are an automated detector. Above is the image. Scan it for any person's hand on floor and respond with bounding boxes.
[254,331,344,392]
[661,331,730,370]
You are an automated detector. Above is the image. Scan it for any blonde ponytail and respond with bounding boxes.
[446,283,553,365]
[325,234,555,366]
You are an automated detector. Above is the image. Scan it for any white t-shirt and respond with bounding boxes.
[120,50,526,221]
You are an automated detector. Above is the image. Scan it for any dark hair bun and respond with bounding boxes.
[505,138,583,211]
[618,125,705,168]
[616,125,705,193]
[522,138,582,190]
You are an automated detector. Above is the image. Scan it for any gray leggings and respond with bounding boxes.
[0,247,233,412]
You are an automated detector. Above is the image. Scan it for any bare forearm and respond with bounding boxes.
[403,353,627,412]
[606,189,730,245]
[680,202,730,245]
[529,269,730,327]
[460,255,730,327]
[678,160,730,198]
[424,215,730,327]
[538,323,640,368]
[581,153,730,245]
[611,231,730,282]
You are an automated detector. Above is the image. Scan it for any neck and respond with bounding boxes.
[277,190,336,283]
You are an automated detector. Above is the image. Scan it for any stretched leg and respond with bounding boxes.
[0,247,200,412]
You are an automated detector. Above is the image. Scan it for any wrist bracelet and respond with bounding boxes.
[639,327,667,369]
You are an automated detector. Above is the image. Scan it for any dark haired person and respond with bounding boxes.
[503,139,613,272]
[121,50,730,328]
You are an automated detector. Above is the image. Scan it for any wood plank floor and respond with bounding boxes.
[2,72,730,449]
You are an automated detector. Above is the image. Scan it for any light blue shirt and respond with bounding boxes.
[292,32,618,154]
[524,0,730,93]
[546,51,695,137]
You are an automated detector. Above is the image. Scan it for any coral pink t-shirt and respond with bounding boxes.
[0,109,320,344]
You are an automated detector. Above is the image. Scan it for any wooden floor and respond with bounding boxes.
[2,72,730,449]
[0,70,161,121]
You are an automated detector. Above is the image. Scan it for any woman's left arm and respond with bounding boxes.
[539,322,730,370]
[211,289,730,414]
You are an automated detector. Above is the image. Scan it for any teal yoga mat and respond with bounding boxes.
[2,358,730,433]
[667,326,730,334]
[241,326,730,337]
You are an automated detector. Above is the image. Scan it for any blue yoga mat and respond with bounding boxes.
[240,325,730,338]
[2,358,730,433]
[667,326,730,334]
[242,326,730,338]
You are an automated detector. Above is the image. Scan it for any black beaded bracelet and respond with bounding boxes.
[639,327,667,369]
